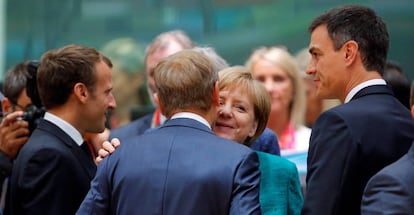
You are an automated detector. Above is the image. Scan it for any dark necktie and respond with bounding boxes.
[81,141,95,162]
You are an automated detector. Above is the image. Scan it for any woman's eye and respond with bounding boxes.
[273,76,286,82]
[236,105,246,112]
[219,99,224,105]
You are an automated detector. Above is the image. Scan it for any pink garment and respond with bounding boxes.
[279,122,296,150]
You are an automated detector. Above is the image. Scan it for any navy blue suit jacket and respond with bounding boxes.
[109,112,153,141]
[9,119,96,215]
[251,128,280,156]
[361,142,414,214]
[78,118,261,215]
[302,85,414,215]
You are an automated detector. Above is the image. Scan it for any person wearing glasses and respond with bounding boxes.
[0,61,32,211]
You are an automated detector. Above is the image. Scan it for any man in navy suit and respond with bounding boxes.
[301,5,414,215]
[8,45,117,215]
[109,30,194,139]
[78,49,261,214]
[361,81,414,214]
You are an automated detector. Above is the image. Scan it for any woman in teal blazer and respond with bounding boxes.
[214,66,303,214]
[257,151,303,214]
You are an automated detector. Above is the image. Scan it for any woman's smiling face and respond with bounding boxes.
[214,87,258,144]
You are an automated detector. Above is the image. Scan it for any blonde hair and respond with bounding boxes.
[219,66,271,145]
[246,46,306,128]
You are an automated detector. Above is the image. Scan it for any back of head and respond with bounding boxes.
[246,46,306,127]
[308,5,389,74]
[38,44,112,109]
[154,49,218,117]
[219,66,271,144]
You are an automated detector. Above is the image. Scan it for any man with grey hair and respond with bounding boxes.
[109,30,194,139]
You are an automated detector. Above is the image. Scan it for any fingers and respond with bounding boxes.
[102,141,116,153]
[110,138,121,148]
[95,156,103,165]
[0,112,30,159]
[98,147,110,158]
[95,138,121,165]
[1,111,25,126]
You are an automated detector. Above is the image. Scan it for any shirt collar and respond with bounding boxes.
[43,112,84,146]
[171,112,212,129]
[344,79,386,103]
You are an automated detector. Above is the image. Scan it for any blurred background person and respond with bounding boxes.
[109,30,194,140]
[0,61,32,210]
[101,38,147,128]
[383,60,411,109]
[246,46,310,155]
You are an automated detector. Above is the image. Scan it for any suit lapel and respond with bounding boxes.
[37,120,97,179]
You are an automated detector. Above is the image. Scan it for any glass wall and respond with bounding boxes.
[4,0,414,80]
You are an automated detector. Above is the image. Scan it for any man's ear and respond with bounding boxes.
[343,40,358,66]
[212,82,219,107]
[73,83,89,103]
[2,97,13,114]
[154,93,165,115]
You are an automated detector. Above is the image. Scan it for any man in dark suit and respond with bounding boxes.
[78,49,261,214]
[361,81,414,214]
[301,5,414,215]
[109,30,194,140]
[8,45,117,215]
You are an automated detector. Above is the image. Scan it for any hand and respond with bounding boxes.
[95,138,120,165]
[84,128,110,156]
[0,111,30,159]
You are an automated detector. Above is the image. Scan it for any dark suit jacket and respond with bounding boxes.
[78,118,261,215]
[8,119,96,215]
[302,85,414,215]
[251,128,281,156]
[361,143,414,214]
[109,112,153,141]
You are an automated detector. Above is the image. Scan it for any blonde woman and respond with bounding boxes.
[246,46,310,154]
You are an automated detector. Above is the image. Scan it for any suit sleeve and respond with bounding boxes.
[288,163,303,215]
[0,150,12,192]
[361,172,414,214]
[301,110,354,214]
[77,156,112,215]
[230,150,262,215]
